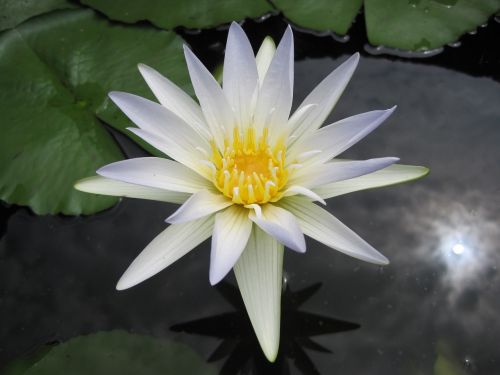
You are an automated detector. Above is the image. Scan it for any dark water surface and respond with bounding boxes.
[1,14,500,375]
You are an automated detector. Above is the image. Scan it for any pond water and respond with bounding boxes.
[1,14,499,375]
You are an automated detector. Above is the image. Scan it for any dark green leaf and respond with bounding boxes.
[0,0,76,31]
[0,9,191,215]
[365,0,500,51]
[3,330,218,375]
[80,0,273,29]
[272,0,362,35]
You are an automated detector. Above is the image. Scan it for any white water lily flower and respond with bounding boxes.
[75,23,428,361]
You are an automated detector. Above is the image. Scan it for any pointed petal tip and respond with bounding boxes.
[283,185,326,205]
[137,62,153,75]
[403,165,431,182]
[361,246,390,266]
[116,275,135,291]
[182,44,193,60]
[262,35,276,47]
[349,52,360,64]
[373,253,390,266]
[108,91,135,107]
[290,233,306,253]
[296,242,307,253]
[183,44,192,54]
[208,271,223,286]
[380,157,400,168]
[73,178,86,191]
[229,20,242,30]
[263,344,279,362]
[108,91,120,101]
[95,166,106,177]
[284,25,293,41]
[337,52,359,74]
[73,177,105,194]
[165,213,180,224]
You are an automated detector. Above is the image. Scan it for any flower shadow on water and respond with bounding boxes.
[171,281,360,375]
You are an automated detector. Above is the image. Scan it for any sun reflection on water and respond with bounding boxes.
[396,190,499,302]
[451,242,465,255]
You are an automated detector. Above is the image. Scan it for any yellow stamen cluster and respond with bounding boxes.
[210,127,288,205]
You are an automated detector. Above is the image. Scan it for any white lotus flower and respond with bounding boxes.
[76,23,428,361]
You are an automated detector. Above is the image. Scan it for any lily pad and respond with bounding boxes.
[0,9,191,215]
[272,0,363,35]
[80,0,273,29]
[79,0,500,52]
[0,0,76,31]
[2,330,217,375]
[364,0,500,51]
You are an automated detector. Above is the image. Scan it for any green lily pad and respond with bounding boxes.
[80,0,273,29]
[79,0,500,52]
[0,0,76,32]
[273,0,363,35]
[0,9,191,215]
[2,330,217,375]
[364,0,500,51]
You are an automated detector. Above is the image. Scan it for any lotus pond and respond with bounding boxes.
[1,1,500,374]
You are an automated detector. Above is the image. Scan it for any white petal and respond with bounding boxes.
[282,185,326,205]
[253,26,294,134]
[294,149,322,163]
[109,91,208,146]
[116,215,214,290]
[279,197,389,265]
[97,157,210,194]
[223,22,259,128]
[290,107,396,163]
[233,227,284,362]
[137,63,210,139]
[290,157,399,189]
[290,53,359,142]
[249,204,305,253]
[109,92,210,172]
[127,127,210,177]
[166,189,232,224]
[209,205,252,285]
[314,164,430,199]
[184,46,234,148]
[75,175,190,204]
[255,36,276,85]
[286,103,317,135]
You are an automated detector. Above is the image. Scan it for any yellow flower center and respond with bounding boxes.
[210,127,288,205]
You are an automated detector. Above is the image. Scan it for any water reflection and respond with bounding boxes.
[396,193,499,302]
[451,242,465,255]
[172,282,360,375]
